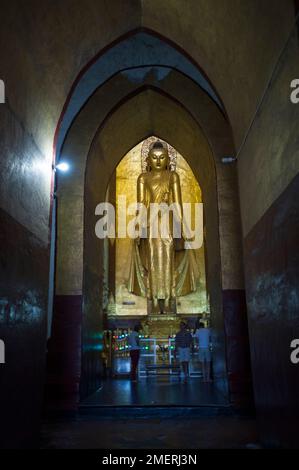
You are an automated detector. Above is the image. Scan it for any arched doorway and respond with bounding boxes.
[87,137,214,406]
[82,91,227,403]
[47,30,252,413]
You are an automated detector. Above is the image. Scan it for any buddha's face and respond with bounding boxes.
[148,147,169,171]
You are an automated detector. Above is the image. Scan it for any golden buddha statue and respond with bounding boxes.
[128,140,199,314]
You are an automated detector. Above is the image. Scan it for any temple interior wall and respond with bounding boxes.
[0,0,297,448]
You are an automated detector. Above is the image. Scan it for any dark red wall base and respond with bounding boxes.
[0,208,49,448]
[222,289,254,408]
[45,295,82,413]
[244,172,299,448]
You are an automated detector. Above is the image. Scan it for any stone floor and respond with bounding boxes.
[42,378,259,449]
[41,415,258,449]
[81,378,227,407]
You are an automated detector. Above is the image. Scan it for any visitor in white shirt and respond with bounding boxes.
[194,322,212,382]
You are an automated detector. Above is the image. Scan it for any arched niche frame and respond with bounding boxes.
[82,90,227,399]
[57,69,242,297]
[52,34,249,406]
[55,30,225,158]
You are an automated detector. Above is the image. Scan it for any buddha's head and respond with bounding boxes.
[147,141,169,171]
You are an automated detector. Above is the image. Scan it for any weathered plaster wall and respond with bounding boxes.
[0,104,49,448]
[142,0,295,147]
[238,30,299,236]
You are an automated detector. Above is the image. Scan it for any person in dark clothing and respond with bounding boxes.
[127,324,141,382]
[174,321,193,383]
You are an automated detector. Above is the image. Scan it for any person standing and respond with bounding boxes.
[175,321,193,383]
[194,322,212,382]
[193,316,202,334]
[127,325,141,382]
